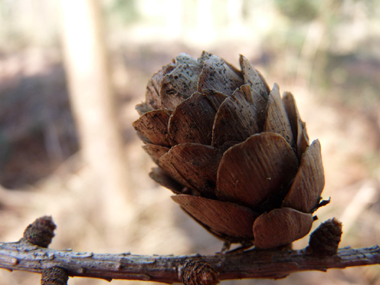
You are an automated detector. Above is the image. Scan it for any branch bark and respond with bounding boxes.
[0,239,379,284]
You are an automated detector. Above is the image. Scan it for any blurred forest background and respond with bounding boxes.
[0,0,379,284]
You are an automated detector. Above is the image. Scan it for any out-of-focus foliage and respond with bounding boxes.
[274,0,319,22]
[105,0,140,26]
[0,0,58,52]
[0,0,379,190]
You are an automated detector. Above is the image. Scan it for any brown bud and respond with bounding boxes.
[41,267,68,285]
[134,52,327,249]
[307,218,342,256]
[182,258,219,285]
[23,216,56,247]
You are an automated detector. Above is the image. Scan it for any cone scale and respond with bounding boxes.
[133,52,326,249]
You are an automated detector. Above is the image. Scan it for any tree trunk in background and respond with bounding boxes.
[59,0,132,230]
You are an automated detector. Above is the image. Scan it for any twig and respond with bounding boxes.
[0,216,379,284]
[0,239,379,283]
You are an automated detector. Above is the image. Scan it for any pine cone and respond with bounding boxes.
[133,52,325,249]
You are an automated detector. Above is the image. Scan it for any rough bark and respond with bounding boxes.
[0,239,378,284]
[0,216,378,284]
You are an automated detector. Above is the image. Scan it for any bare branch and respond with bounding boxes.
[0,216,378,284]
[0,239,379,283]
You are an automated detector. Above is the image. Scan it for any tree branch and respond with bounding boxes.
[0,239,378,283]
[0,216,379,284]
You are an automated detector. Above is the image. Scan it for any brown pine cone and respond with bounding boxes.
[133,51,326,249]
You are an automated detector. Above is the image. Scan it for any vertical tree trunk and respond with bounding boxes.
[59,0,132,230]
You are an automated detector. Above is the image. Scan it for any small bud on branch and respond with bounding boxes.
[41,267,68,285]
[23,216,56,248]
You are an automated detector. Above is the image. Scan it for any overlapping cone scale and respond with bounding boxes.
[133,51,326,249]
